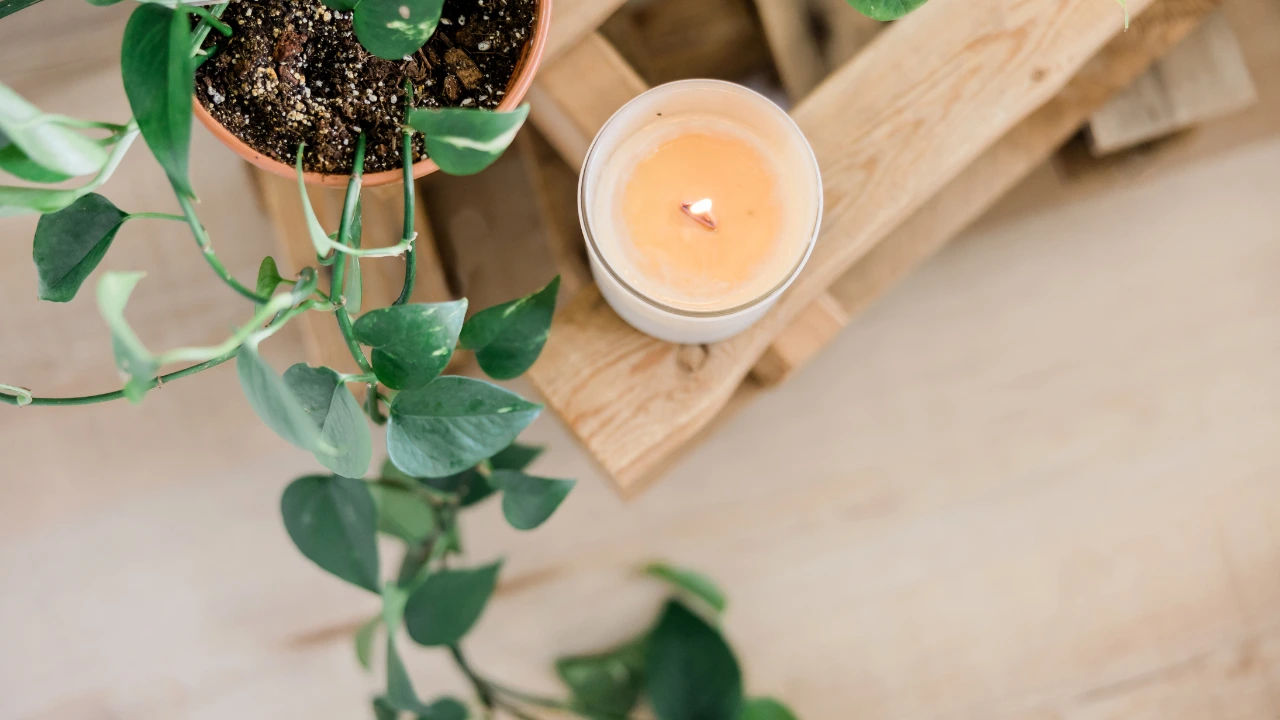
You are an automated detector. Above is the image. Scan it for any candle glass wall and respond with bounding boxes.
[579,80,823,344]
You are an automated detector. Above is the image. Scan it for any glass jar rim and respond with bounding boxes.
[577,79,824,319]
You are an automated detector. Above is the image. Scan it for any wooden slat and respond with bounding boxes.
[529,0,1171,493]
[758,0,1221,386]
[1088,10,1256,154]
[544,0,632,60]
[749,294,850,386]
[754,0,828,101]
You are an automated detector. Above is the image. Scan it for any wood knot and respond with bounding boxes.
[676,344,709,372]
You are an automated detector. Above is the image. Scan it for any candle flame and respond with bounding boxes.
[680,198,718,231]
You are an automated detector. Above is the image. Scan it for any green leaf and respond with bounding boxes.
[33,193,128,302]
[236,343,329,454]
[0,185,79,217]
[843,0,928,21]
[321,0,358,9]
[644,563,727,615]
[557,638,647,720]
[491,470,575,531]
[0,81,107,176]
[369,483,436,542]
[373,696,398,720]
[346,200,364,314]
[352,301,467,390]
[121,4,195,197]
[387,377,541,477]
[403,560,502,646]
[353,0,445,61]
[490,442,544,471]
[355,614,380,671]
[407,105,530,176]
[422,467,494,507]
[283,364,373,478]
[460,275,559,380]
[737,698,799,720]
[96,272,159,403]
[280,474,381,592]
[0,143,75,183]
[646,601,743,720]
[385,640,471,720]
[296,145,336,258]
[255,256,285,299]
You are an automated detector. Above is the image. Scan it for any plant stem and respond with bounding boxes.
[190,2,231,55]
[0,351,237,407]
[127,212,186,223]
[450,645,497,711]
[394,82,417,306]
[331,133,375,375]
[485,682,577,713]
[174,187,270,304]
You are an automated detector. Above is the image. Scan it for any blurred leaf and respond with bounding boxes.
[460,275,559,380]
[0,81,107,176]
[645,601,743,720]
[280,474,381,592]
[557,638,647,720]
[422,467,493,507]
[644,563,727,615]
[0,0,46,21]
[489,442,544,472]
[33,193,128,302]
[284,364,373,478]
[321,0,358,9]
[353,0,444,60]
[95,271,158,402]
[121,4,195,197]
[0,143,75,183]
[373,696,398,720]
[407,105,529,176]
[237,344,330,454]
[844,0,928,20]
[387,377,541,478]
[352,301,467,390]
[737,698,799,720]
[369,483,436,542]
[0,185,79,217]
[491,470,574,531]
[404,560,502,646]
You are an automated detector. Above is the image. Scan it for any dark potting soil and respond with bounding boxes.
[196,0,536,175]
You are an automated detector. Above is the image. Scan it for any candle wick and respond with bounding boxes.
[680,199,718,231]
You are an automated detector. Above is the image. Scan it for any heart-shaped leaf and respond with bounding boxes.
[644,563,727,615]
[0,81,107,176]
[284,364,373,479]
[404,560,502,646]
[557,637,647,719]
[491,470,575,531]
[646,601,744,720]
[369,482,436,542]
[387,377,541,477]
[255,256,286,299]
[237,343,330,454]
[280,474,381,592]
[352,301,467,390]
[121,4,195,197]
[96,271,159,403]
[33,193,128,302]
[737,698,800,720]
[353,0,445,60]
[0,185,79,217]
[844,0,928,21]
[461,275,559,380]
[408,105,530,176]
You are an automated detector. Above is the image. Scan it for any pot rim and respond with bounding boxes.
[192,0,553,188]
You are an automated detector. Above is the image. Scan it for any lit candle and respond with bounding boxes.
[580,80,823,344]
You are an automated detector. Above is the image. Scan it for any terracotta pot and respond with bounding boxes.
[193,0,552,188]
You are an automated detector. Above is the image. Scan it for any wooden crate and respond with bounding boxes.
[260,0,1226,498]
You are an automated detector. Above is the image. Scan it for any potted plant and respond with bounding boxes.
[0,0,811,717]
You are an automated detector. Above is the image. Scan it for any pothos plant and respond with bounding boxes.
[0,2,800,720]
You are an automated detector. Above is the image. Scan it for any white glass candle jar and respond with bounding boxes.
[579,79,823,344]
